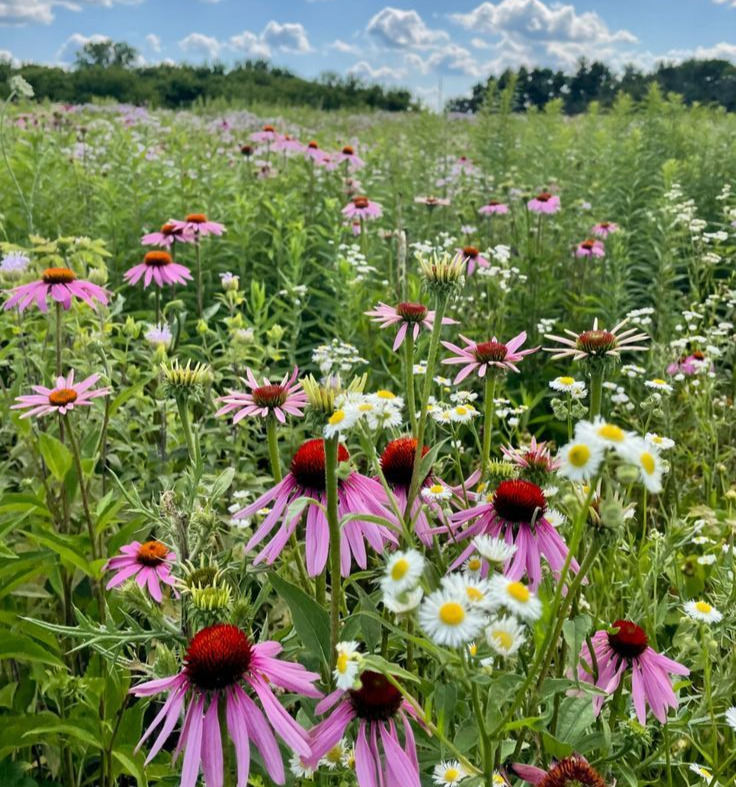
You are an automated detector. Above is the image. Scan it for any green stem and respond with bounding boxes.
[175,398,196,464]
[55,301,63,377]
[701,624,718,763]
[481,375,497,478]
[589,366,604,418]
[266,418,282,482]
[65,415,98,561]
[325,435,342,673]
[404,331,417,436]
[195,241,202,318]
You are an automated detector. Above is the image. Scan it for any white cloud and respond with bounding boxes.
[366,7,449,49]
[348,60,406,80]
[0,48,20,66]
[328,38,361,55]
[229,30,271,58]
[56,32,110,60]
[145,33,161,52]
[712,0,736,6]
[262,21,311,53]
[179,32,222,59]
[0,0,142,25]
[406,44,483,77]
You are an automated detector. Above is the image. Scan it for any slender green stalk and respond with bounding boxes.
[175,398,196,464]
[701,623,718,762]
[195,241,203,318]
[325,435,342,672]
[266,417,282,482]
[65,415,98,561]
[481,375,497,477]
[589,365,604,418]
[55,301,63,377]
[404,332,417,435]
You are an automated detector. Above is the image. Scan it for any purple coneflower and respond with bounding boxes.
[216,367,307,424]
[304,140,329,164]
[544,318,649,361]
[104,540,177,602]
[365,301,457,352]
[512,755,608,787]
[527,192,561,214]
[141,222,195,248]
[233,439,398,576]
[132,623,321,787]
[272,134,303,154]
[441,331,537,384]
[415,195,451,208]
[666,351,710,376]
[342,196,383,220]
[124,250,192,289]
[450,479,578,589]
[501,437,560,476]
[170,213,226,238]
[575,239,605,258]
[577,619,689,724]
[478,199,509,216]
[306,670,421,787]
[250,124,280,143]
[591,221,618,238]
[337,144,365,169]
[12,371,110,419]
[4,266,109,313]
[457,245,490,275]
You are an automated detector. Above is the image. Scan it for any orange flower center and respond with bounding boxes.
[186,213,207,223]
[353,196,370,209]
[536,192,552,201]
[144,251,173,267]
[308,140,319,149]
[342,145,355,155]
[463,246,479,258]
[580,240,595,250]
[136,540,170,567]
[42,267,77,284]
[262,124,275,132]
[161,223,176,235]
[48,388,78,407]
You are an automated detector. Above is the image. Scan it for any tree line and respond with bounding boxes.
[0,40,416,112]
[448,58,736,114]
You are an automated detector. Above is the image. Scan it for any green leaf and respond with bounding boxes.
[269,573,330,666]
[211,467,235,500]
[554,695,596,747]
[21,530,95,576]
[0,633,64,667]
[37,432,72,482]
[112,746,147,785]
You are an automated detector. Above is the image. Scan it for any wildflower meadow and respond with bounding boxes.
[1,76,736,787]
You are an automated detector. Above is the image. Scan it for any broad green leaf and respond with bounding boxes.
[0,633,63,667]
[269,573,330,666]
[38,432,72,482]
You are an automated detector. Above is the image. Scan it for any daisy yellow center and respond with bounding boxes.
[652,378,667,385]
[597,424,625,441]
[376,390,395,399]
[466,586,484,602]
[568,444,591,467]
[695,601,712,614]
[438,602,465,626]
[325,745,344,764]
[328,410,346,425]
[492,630,514,650]
[494,777,505,786]
[456,406,468,415]
[651,436,663,444]
[336,652,349,674]
[358,402,374,412]
[391,558,410,581]
[468,642,478,656]
[699,769,712,779]
[640,452,656,475]
[506,581,530,603]
[429,484,445,494]
[444,768,461,781]
[49,388,78,407]
[558,376,575,385]
[467,557,482,572]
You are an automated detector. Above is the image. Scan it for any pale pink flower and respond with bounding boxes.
[501,437,560,475]
[216,367,307,424]
[12,371,110,419]
[415,195,451,207]
[132,623,321,786]
[544,318,649,361]
[442,331,537,383]
[575,239,605,258]
[104,540,176,603]
[170,213,226,237]
[592,221,619,238]
[141,222,195,248]
[478,199,509,215]
[4,267,109,313]
[365,301,457,352]
[304,140,329,164]
[337,144,365,169]
[342,196,383,220]
[250,124,280,143]
[456,245,490,275]
[527,192,560,214]
[124,250,192,289]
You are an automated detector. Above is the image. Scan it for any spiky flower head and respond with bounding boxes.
[161,358,213,402]
[302,373,367,415]
[418,250,465,295]
[190,584,233,612]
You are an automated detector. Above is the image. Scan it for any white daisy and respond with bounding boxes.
[463,553,484,576]
[368,389,404,408]
[645,432,675,450]
[725,706,736,732]
[486,615,526,656]
[473,535,517,564]
[576,417,635,452]
[697,554,717,566]
[333,641,362,690]
[383,586,424,614]
[442,573,493,611]
[549,375,580,393]
[366,403,403,430]
[342,745,356,769]
[433,760,468,786]
[431,408,455,424]
[324,405,360,438]
[618,438,664,493]
[487,576,542,622]
[545,508,566,529]
[684,600,723,624]
[381,549,425,595]
[689,764,714,783]
[645,378,673,393]
[557,438,605,482]
[289,754,315,778]
[320,738,349,770]
[570,382,588,400]
[418,588,486,647]
[450,404,478,423]
[422,483,453,503]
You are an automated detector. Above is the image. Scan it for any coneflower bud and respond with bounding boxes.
[302,373,367,415]
[161,358,213,402]
[417,250,465,294]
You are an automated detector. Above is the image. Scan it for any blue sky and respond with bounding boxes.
[2,0,736,104]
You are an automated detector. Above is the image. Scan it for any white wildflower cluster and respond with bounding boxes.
[312,339,367,378]
[277,283,308,306]
[324,389,404,438]
[426,395,480,426]
[410,232,458,256]
[537,316,556,334]
[337,242,379,279]
[557,418,667,493]
[476,244,526,291]
[664,183,709,235]
[625,306,655,328]
[549,376,587,398]
[494,398,528,428]
[418,567,541,659]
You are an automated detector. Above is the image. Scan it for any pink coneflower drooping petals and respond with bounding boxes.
[512,755,608,787]
[132,623,321,787]
[457,245,490,276]
[478,199,509,215]
[577,619,689,724]
[527,191,561,214]
[169,213,226,238]
[441,331,537,383]
[544,318,649,361]
[104,540,177,603]
[3,267,109,313]
[12,371,110,419]
[124,250,193,289]
[216,367,307,424]
[365,301,457,352]
[250,124,280,143]
[306,670,422,787]
[592,221,619,238]
[233,439,398,576]
[342,196,383,220]
[575,239,605,258]
[141,221,195,247]
[450,479,578,589]
[304,140,329,164]
[414,195,451,208]
[337,144,365,169]
[501,436,561,476]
